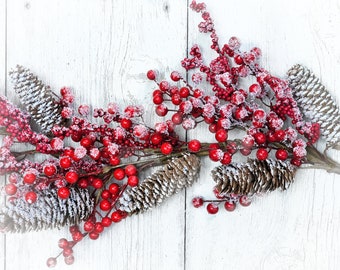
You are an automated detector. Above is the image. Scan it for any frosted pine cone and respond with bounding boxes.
[287,64,340,149]
[9,65,64,134]
[0,187,94,233]
[118,153,201,214]
[212,159,296,196]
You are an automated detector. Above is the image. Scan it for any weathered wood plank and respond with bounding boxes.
[5,0,187,269]
[185,0,340,269]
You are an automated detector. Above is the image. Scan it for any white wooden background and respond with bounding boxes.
[1,0,340,269]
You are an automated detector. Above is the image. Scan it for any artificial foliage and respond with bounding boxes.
[0,1,340,267]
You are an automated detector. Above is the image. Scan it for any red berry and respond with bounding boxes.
[58,238,69,249]
[146,70,156,80]
[92,178,103,189]
[109,156,120,166]
[192,197,204,208]
[83,221,95,232]
[64,255,75,266]
[242,135,254,148]
[291,158,302,167]
[125,164,137,176]
[170,71,181,81]
[221,152,232,165]
[160,142,173,155]
[72,231,83,242]
[94,222,104,234]
[215,129,228,142]
[65,171,79,184]
[171,94,182,105]
[209,149,222,162]
[209,123,218,133]
[113,168,125,181]
[150,133,163,145]
[5,183,17,195]
[111,211,122,223]
[256,148,268,160]
[172,112,183,125]
[23,172,36,184]
[224,201,236,212]
[46,257,57,268]
[226,142,238,154]
[206,203,219,214]
[77,178,88,189]
[101,189,111,200]
[234,55,244,65]
[159,80,170,92]
[239,195,251,207]
[274,130,286,141]
[63,247,73,257]
[120,118,132,129]
[101,217,112,227]
[275,149,288,161]
[153,89,162,96]
[89,232,100,240]
[153,94,164,105]
[108,183,120,194]
[58,187,70,199]
[25,191,37,204]
[179,87,190,98]
[155,104,168,116]
[188,139,201,152]
[240,148,252,156]
[60,156,72,169]
[100,199,112,211]
[80,137,93,148]
[127,175,139,187]
[254,132,266,145]
[44,164,57,177]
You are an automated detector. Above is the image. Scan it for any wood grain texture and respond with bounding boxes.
[1,0,340,270]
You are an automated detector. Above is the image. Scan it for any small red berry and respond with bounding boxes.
[94,222,104,234]
[127,175,139,187]
[221,152,232,165]
[254,132,267,145]
[159,80,170,92]
[83,221,95,232]
[46,257,57,268]
[215,129,228,142]
[206,203,219,214]
[23,172,36,185]
[89,232,100,240]
[100,199,112,211]
[275,149,288,161]
[65,171,79,184]
[239,195,251,207]
[240,148,252,156]
[111,211,122,223]
[58,187,70,199]
[179,87,190,98]
[160,142,173,155]
[62,247,73,257]
[155,104,168,116]
[224,201,236,212]
[92,178,103,189]
[109,156,120,166]
[101,189,111,200]
[64,255,75,265]
[77,178,89,189]
[188,139,201,152]
[291,158,302,167]
[242,135,255,148]
[44,164,57,177]
[109,183,120,194]
[58,238,69,249]
[25,191,37,204]
[171,94,182,105]
[209,149,222,162]
[5,183,17,195]
[256,148,268,160]
[274,130,286,141]
[72,231,83,242]
[150,133,163,145]
[172,112,183,125]
[170,71,181,81]
[125,164,137,176]
[101,217,112,227]
[60,156,72,169]
[234,55,244,65]
[113,168,125,181]
[192,197,204,208]
[153,94,164,105]
[146,70,156,80]
[80,137,93,148]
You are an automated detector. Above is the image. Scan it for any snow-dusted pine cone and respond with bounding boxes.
[212,159,296,196]
[9,65,64,134]
[118,153,201,214]
[287,64,340,149]
[0,187,94,233]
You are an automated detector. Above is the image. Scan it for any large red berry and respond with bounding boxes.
[275,149,288,161]
[150,133,163,145]
[111,211,123,223]
[254,132,266,145]
[155,104,168,116]
[120,118,132,129]
[274,130,286,141]
[100,199,111,211]
[92,178,103,189]
[170,71,181,81]
[179,87,190,98]
[239,195,251,207]
[127,176,139,187]
[192,197,204,208]
[221,152,232,165]
[206,203,219,214]
[25,191,37,204]
[5,183,17,195]
[80,137,93,148]
[160,142,173,155]
[108,183,120,194]
[215,129,228,142]
[256,148,268,160]
[65,171,79,184]
[153,94,164,105]
[125,164,137,176]
[101,217,112,227]
[60,156,72,169]
[172,112,183,125]
[171,94,182,105]
[23,172,36,184]
[159,80,170,92]
[58,187,71,199]
[109,156,120,166]
[83,221,95,232]
[209,149,222,162]
[94,222,104,234]
[113,168,125,181]
[224,201,236,212]
[188,139,201,152]
[146,70,156,80]
[242,135,255,148]
[44,164,57,177]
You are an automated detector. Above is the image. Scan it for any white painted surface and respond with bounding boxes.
[1,0,340,270]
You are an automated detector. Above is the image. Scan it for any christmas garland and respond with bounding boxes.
[1,1,340,267]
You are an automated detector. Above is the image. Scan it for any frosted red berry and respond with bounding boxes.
[5,183,17,195]
[239,195,251,207]
[224,201,236,212]
[25,191,37,204]
[46,257,57,268]
[23,172,36,184]
[206,203,219,214]
[44,164,57,177]
[192,197,204,208]
[170,71,181,81]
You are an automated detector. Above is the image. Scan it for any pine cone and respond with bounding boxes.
[0,187,94,233]
[118,153,201,214]
[9,65,64,134]
[287,64,340,149]
[212,159,296,196]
